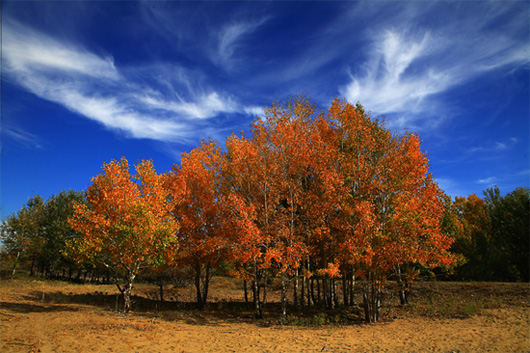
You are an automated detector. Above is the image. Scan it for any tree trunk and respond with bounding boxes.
[396,265,409,305]
[349,269,355,306]
[117,273,135,313]
[201,264,211,307]
[281,278,288,318]
[30,254,36,276]
[332,278,338,308]
[262,271,268,310]
[159,284,164,302]
[253,262,263,319]
[123,282,133,313]
[310,277,316,306]
[301,270,306,310]
[11,251,20,277]
[342,274,348,306]
[195,263,203,309]
[294,268,299,310]
[362,271,381,323]
[243,279,249,303]
[317,277,321,304]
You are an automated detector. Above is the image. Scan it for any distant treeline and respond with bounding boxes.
[443,186,529,282]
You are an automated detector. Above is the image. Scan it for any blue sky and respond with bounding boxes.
[1,1,529,219]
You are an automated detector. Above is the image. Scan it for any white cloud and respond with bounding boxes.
[4,20,119,80]
[342,30,442,119]
[216,18,268,67]
[243,106,265,118]
[477,177,496,185]
[340,5,529,131]
[138,92,239,120]
[4,127,44,150]
[3,20,258,143]
[470,137,518,153]
[495,137,518,151]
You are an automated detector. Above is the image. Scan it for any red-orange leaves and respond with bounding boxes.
[165,140,227,302]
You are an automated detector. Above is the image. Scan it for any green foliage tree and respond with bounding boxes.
[447,187,529,282]
[484,186,529,281]
[41,190,87,278]
[0,195,46,276]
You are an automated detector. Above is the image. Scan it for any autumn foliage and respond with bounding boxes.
[68,157,179,312]
[61,96,457,320]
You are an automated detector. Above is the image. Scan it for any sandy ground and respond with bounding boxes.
[1,279,529,353]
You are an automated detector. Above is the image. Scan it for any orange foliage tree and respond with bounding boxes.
[165,139,228,308]
[322,99,455,322]
[223,129,278,318]
[68,157,179,312]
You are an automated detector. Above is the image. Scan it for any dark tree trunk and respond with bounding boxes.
[330,278,337,308]
[310,277,316,306]
[201,264,210,307]
[362,271,381,323]
[342,274,348,306]
[195,263,203,308]
[395,265,409,305]
[243,279,249,303]
[349,269,356,306]
[30,254,36,276]
[317,277,321,305]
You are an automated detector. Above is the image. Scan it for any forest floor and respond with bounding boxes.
[0,276,528,352]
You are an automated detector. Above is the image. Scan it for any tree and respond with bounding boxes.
[223,96,340,317]
[166,139,227,308]
[1,213,25,276]
[484,186,529,281]
[41,190,86,278]
[450,194,491,280]
[0,195,46,276]
[223,131,278,318]
[68,157,179,312]
[323,99,455,322]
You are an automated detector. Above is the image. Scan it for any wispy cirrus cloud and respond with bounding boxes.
[477,176,497,185]
[216,18,269,68]
[470,137,519,154]
[3,19,258,143]
[340,3,529,130]
[3,127,44,150]
[4,20,119,81]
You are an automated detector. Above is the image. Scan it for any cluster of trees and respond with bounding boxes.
[68,96,455,321]
[0,190,88,279]
[444,186,529,282]
[4,97,525,322]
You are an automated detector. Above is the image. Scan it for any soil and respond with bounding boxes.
[0,277,528,352]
